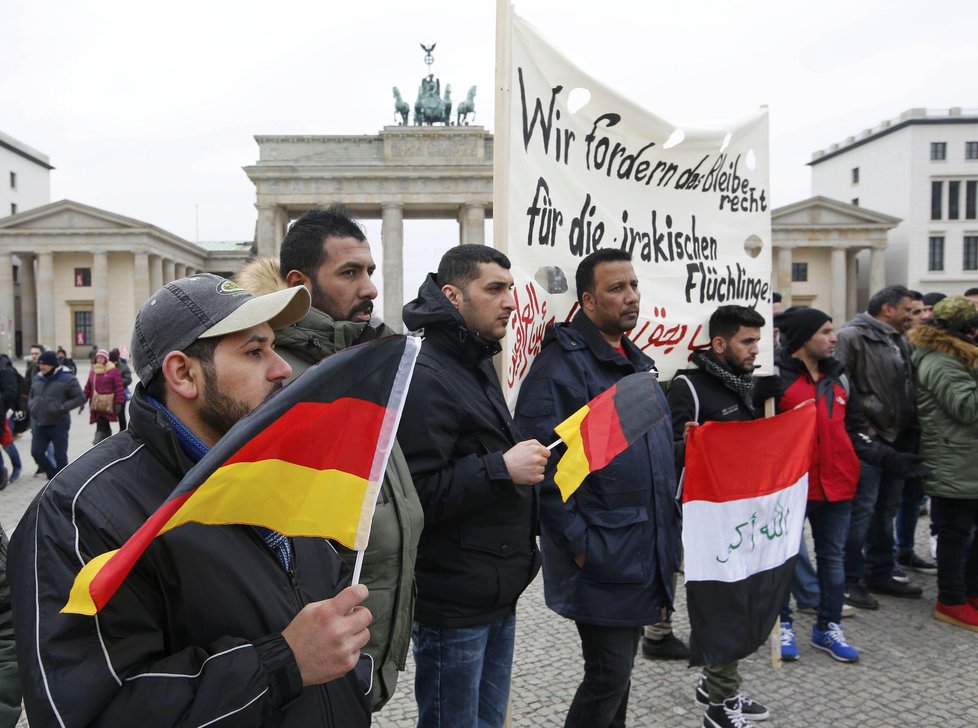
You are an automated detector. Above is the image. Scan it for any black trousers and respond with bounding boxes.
[930,496,978,604]
[565,623,641,728]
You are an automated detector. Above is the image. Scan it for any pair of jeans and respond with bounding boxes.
[895,477,925,555]
[845,461,902,584]
[412,612,516,728]
[929,497,978,604]
[31,423,69,479]
[566,623,641,728]
[798,499,852,627]
[791,536,820,609]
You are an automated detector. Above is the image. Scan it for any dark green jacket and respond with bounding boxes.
[237,258,423,712]
[909,325,978,499]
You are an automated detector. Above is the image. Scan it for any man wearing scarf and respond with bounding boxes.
[666,305,770,728]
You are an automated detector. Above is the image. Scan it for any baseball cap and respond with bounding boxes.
[131,274,310,382]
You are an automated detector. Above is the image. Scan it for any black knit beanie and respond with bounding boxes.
[774,307,832,353]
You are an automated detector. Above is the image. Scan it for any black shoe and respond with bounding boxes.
[704,696,761,728]
[866,576,923,598]
[844,583,879,610]
[696,677,769,721]
[641,633,689,660]
[897,551,938,574]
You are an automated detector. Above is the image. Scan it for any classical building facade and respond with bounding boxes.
[0,200,252,359]
[810,107,978,295]
[772,196,900,321]
[0,131,52,219]
[245,126,493,330]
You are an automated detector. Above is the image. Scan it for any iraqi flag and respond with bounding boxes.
[63,335,420,616]
[553,371,668,502]
[683,403,815,666]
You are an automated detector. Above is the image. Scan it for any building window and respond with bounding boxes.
[791,262,808,282]
[74,311,93,347]
[8,172,15,189]
[851,198,859,207]
[964,236,978,271]
[928,236,945,271]
[967,141,978,160]
[967,181,977,220]
[931,142,947,161]
[9,203,15,215]
[74,268,92,287]
[851,167,859,184]
[931,181,943,220]
[949,181,961,220]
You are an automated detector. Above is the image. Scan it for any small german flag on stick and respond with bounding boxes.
[549,371,667,502]
[63,335,420,616]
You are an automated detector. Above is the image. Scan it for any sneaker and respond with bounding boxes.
[897,551,938,574]
[695,676,769,721]
[843,583,879,610]
[811,622,859,662]
[934,601,978,632]
[641,633,689,660]
[779,621,799,661]
[930,534,938,560]
[891,564,909,583]
[704,696,758,728]
[866,576,923,598]
[9,467,19,483]
[797,603,856,619]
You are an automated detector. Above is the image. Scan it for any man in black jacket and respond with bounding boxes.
[9,274,374,728]
[668,305,770,728]
[27,349,84,478]
[398,245,550,728]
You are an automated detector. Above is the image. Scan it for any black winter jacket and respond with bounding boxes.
[399,274,540,628]
[27,367,84,426]
[8,387,370,728]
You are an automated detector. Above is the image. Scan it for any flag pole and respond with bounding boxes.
[764,396,783,671]
[546,437,562,450]
[352,550,365,585]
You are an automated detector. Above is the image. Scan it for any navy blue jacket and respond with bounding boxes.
[515,311,680,627]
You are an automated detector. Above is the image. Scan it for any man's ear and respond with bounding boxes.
[284,269,309,289]
[711,336,728,356]
[581,290,595,314]
[161,351,201,403]
[441,284,462,310]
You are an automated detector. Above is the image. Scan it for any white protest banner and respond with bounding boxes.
[496,5,773,405]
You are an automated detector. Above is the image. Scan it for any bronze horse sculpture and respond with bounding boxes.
[456,85,477,125]
[393,87,410,125]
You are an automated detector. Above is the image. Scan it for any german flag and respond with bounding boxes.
[63,335,420,616]
[553,371,668,502]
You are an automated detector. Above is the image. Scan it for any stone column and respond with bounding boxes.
[381,204,404,332]
[149,254,164,293]
[775,246,793,307]
[92,252,109,349]
[0,253,14,357]
[36,252,55,347]
[830,247,847,324]
[174,263,187,279]
[134,252,150,317]
[459,204,486,245]
[256,205,289,258]
[869,246,886,295]
[846,251,858,317]
[19,254,37,352]
[163,259,175,284]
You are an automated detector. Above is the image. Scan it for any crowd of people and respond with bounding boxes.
[0,205,975,728]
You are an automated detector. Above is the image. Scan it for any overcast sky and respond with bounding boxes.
[2,0,974,304]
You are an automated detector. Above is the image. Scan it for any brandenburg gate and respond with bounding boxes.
[244,126,493,330]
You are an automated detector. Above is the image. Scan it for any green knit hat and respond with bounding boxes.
[932,295,978,331]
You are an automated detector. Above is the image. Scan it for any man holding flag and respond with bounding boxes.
[515,249,680,728]
[9,275,374,728]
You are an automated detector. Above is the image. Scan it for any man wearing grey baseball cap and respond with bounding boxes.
[9,274,374,728]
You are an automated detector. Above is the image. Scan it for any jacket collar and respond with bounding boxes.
[276,305,393,362]
[567,310,655,373]
[128,385,199,479]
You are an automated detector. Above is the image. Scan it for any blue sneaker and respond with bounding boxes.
[780,620,798,661]
[811,622,859,662]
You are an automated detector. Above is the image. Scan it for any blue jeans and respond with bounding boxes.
[895,477,925,555]
[412,613,516,728]
[844,461,901,584]
[791,536,820,609]
[566,623,641,728]
[783,500,851,626]
[31,423,69,479]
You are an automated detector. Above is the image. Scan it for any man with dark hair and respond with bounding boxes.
[836,285,930,608]
[515,249,679,728]
[398,245,550,728]
[921,292,946,324]
[908,290,925,327]
[9,274,376,728]
[666,304,769,728]
[234,206,423,713]
[27,349,84,479]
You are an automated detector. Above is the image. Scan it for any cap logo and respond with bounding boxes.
[216,279,250,297]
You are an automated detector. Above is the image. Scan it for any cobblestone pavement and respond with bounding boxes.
[2,361,977,727]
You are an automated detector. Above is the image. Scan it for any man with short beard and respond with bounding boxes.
[235,204,423,713]
[9,274,375,728]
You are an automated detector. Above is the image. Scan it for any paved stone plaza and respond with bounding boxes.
[2,362,976,727]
